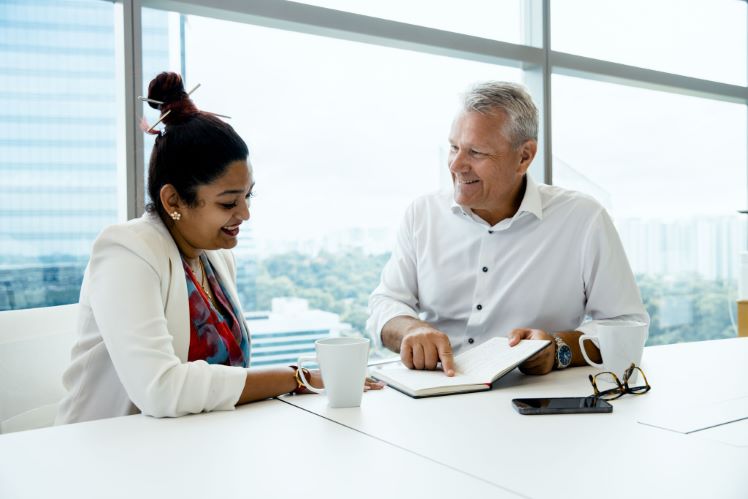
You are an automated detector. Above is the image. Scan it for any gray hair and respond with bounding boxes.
[462,81,539,148]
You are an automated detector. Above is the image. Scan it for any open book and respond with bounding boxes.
[370,337,550,398]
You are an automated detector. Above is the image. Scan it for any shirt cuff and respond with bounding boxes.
[367,302,419,349]
[576,321,598,337]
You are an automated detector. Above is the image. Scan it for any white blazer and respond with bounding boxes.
[56,213,248,424]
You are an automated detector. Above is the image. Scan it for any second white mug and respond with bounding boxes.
[579,320,648,384]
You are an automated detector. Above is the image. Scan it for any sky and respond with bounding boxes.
[142,0,747,249]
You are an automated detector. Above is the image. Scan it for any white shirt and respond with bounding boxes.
[56,213,248,424]
[367,175,648,352]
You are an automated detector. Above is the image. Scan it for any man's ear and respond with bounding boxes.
[518,140,538,174]
[159,184,181,213]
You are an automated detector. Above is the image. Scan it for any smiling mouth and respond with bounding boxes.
[221,224,240,236]
[459,179,480,185]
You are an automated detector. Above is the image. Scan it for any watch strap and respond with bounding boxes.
[553,336,571,369]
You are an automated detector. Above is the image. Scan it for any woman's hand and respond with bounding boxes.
[364,376,385,392]
[295,369,324,394]
[296,370,385,394]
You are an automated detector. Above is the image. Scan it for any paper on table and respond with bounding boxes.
[637,395,748,434]
[692,418,748,447]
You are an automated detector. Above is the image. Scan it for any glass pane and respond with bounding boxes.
[552,0,747,86]
[296,0,533,45]
[144,11,522,364]
[141,8,183,189]
[553,74,747,345]
[0,0,117,310]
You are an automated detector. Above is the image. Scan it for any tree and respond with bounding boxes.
[251,250,390,335]
[248,254,737,348]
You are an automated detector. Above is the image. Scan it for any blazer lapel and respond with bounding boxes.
[145,213,190,363]
[165,247,190,363]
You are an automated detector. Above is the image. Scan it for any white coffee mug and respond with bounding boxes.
[297,337,370,408]
[579,320,648,384]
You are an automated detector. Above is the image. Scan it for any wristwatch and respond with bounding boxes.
[553,336,572,369]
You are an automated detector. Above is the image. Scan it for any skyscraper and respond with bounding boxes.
[0,0,170,310]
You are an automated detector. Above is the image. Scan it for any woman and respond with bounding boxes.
[57,72,382,424]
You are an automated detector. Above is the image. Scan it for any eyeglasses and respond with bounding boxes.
[588,363,651,401]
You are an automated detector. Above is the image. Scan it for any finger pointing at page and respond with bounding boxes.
[399,326,455,376]
[437,341,455,377]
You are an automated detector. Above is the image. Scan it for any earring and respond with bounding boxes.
[170,211,181,221]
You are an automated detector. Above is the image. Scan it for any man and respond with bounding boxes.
[367,81,648,376]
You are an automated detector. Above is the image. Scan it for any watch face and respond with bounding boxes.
[558,344,573,367]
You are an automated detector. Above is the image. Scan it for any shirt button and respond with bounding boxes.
[468,338,474,344]
[476,304,483,311]
[488,230,494,234]
[482,266,488,272]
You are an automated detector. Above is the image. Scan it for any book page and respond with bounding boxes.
[371,365,485,392]
[455,337,548,381]
[371,337,549,393]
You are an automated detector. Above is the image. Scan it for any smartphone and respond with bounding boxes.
[511,396,613,415]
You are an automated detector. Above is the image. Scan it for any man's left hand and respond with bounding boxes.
[508,328,555,375]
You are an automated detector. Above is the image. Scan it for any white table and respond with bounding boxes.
[0,398,516,499]
[2,339,745,499]
[283,338,748,499]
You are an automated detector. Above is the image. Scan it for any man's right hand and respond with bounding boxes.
[400,325,455,376]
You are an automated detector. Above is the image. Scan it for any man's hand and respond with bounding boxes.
[508,328,555,375]
[400,325,456,376]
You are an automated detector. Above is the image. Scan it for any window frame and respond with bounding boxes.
[114,0,748,215]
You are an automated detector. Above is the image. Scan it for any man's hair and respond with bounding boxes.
[462,81,539,148]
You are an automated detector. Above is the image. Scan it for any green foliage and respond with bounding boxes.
[636,273,736,345]
[246,253,738,347]
[251,249,390,336]
[3,252,739,347]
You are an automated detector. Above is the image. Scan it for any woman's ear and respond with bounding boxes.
[159,184,181,214]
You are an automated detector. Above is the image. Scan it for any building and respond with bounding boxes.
[247,297,351,367]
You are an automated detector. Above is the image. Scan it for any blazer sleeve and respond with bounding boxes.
[87,225,247,418]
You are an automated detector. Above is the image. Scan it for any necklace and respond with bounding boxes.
[198,257,221,311]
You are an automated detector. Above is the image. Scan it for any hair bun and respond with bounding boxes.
[147,71,198,125]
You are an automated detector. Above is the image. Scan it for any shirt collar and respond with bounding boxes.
[450,174,544,226]
[517,174,543,220]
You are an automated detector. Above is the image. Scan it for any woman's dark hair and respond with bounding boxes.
[145,72,249,219]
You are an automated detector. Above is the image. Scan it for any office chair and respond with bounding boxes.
[0,304,78,433]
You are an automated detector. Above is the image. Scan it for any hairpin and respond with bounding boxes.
[138,82,232,135]
[137,83,200,105]
[185,83,232,118]
[138,96,164,105]
[146,109,171,134]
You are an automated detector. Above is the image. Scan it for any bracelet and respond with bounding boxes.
[288,365,311,395]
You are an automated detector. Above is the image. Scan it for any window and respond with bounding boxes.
[4,0,745,351]
[552,74,747,344]
[296,0,532,45]
[0,0,173,311]
[141,8,183,181]
[0,0,118,310]
[152,12,521,363]
[552,0,747,85]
